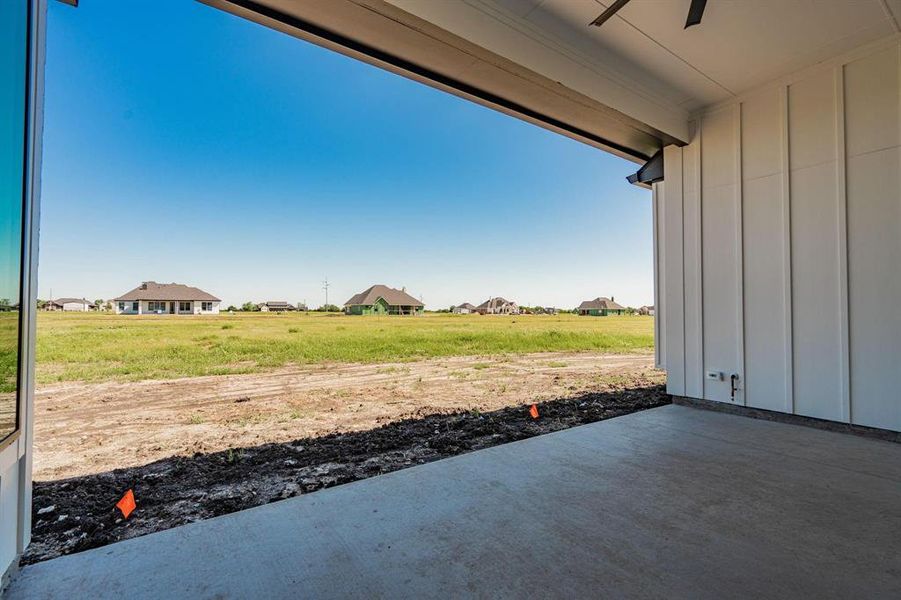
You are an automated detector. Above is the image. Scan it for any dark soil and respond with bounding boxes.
[24,384,668,564]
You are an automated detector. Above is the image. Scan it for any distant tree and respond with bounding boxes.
[241,302,259,312]
[226,305,238,312]
[315,304,341,313]
[36,299,46,309]
[94,299,104,311]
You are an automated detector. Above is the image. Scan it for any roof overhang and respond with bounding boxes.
[201,1,901,172]
[200,0,684,163]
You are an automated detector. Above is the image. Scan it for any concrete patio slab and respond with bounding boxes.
[8,404,901,599]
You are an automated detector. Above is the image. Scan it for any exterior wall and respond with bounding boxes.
[259,304,293,312]
[481,303,519,315]
[372,299,389,315]
[658,36,901,432]
[346,302,387,315]
[347,299,422,315]
[115,300,140,315]
[580,308,625,316]
[61,302,89,312]
[115,300,219,315]
[259,304,292,312]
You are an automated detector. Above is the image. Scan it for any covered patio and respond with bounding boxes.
[10,404,900,598]
[3,1,901,595]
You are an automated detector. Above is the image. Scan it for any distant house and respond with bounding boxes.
[113,282,220,315]
[475,297,519,315]
[258,301,296,312]
[639,305,655,316]
[452,302,476,314]
[577,297,626,316]
[45,298,95,312]
[344,285,424,316]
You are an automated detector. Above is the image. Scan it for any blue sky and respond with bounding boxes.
[40,0,653,309]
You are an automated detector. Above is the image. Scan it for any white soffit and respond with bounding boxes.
[387,0,692,143]
[391,0,901,115]
[575,0,901,110]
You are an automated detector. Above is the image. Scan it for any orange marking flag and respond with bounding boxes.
[116,489,136,519]
[529,404,539,419]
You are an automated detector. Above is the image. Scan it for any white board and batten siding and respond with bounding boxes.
[657,37,901,432]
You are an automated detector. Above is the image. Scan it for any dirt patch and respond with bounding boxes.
[34,352,656,479]
[24,380,667,565]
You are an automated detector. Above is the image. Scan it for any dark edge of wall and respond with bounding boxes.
[1,560,20,596]
[673,396,901,444]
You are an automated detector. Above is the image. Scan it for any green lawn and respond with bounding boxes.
[36,312,655,385]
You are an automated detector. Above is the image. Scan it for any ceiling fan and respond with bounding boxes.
[591,0,707,29]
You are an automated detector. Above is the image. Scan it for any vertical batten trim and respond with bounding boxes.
[733,103,746,405]
[697,117,706,400]
[651,183,660,369]
[779,84,794,415]
[834,66,851,423]
[693,123,704,397]
[652,182,661,369]
[679,148,687,392]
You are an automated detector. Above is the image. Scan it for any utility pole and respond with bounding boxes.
[322,278,330,309]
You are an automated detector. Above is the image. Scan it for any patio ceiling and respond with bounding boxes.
[471,0,901,111]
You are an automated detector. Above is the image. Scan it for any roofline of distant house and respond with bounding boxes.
[113,296,222,302]
[47,299,94,305]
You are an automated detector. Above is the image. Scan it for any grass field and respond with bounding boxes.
[36,312,654,385]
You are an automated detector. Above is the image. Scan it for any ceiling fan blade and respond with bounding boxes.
[590,0,632,28]
[684,0,707,29]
